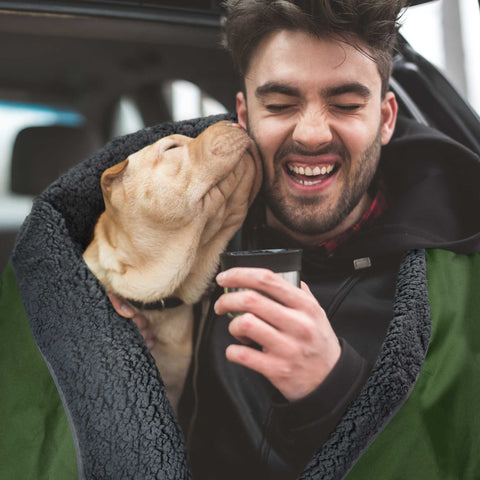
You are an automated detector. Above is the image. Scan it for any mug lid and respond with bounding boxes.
[220,249,302,272]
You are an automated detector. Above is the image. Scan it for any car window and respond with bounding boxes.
[111,80,227,138]
[0,102,85,228]
[111,97,146,138]
[0,80,227,236]
[400,0,479,114]
[169,80,227,121]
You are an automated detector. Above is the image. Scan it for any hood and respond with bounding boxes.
[344,116,480,258]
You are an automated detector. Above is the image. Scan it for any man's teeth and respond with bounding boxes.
[287,164,335,176]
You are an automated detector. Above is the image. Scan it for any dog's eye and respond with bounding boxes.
[165,143,178,151]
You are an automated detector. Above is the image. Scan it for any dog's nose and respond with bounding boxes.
[209,130,251,158]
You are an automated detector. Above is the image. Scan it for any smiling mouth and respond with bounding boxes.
[286,162,339,186]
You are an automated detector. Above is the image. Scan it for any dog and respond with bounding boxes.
[83,121,262,411]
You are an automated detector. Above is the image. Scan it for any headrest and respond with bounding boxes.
[11,124,101,196]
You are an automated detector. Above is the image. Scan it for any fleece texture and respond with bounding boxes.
[300,248,430,479]
[11,113,431,479]
[11,113,233,479]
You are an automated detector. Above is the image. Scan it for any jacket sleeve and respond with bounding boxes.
[267,338,371,475]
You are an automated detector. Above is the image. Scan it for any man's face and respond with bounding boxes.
[236,30,397,244]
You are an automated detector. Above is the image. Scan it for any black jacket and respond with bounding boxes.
[179,116,480,479]
[10,113,480,479]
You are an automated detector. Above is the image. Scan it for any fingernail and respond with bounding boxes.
[120,302,134,316]
[225,122,241,128]
[216,272,226,283]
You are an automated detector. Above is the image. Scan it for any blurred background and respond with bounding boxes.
[0,0,478,269]
[401,0,479,113]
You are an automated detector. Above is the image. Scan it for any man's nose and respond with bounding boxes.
[292,110,333,150]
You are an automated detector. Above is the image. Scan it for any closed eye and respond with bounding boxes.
[333,104,361,111]
[165,143,179,151]
[265,104,294,112]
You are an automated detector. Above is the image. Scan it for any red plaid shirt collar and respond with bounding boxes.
[317,182,389,255]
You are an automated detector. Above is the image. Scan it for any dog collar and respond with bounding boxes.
[126,296,184,311]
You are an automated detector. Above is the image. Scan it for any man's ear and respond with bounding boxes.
[380,91,398,146]
[101,158,129,199]
[236,91,247,130]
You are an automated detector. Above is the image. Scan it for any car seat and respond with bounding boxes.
[0,124,101,271]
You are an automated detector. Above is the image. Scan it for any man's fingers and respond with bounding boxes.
[300,280,312,293]
[216,267,311,311]
[215,289,296,333]
[226,344,274,378]
[131,313,148,331]
[107,293,155,349]
[215,276,323,335]
[108,292,135,318]
[132,314,155,349]
[228,312,285,350]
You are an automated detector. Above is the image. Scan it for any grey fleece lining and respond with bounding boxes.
[300,249,431,479]
[11,114,234,479]
[40,347,86,479]
[12,113,431,479]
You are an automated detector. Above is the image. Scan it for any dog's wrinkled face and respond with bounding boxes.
[101,120,262,239]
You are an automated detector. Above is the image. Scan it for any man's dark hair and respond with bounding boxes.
[221,0,406,97]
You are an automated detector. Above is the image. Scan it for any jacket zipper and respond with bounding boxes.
[325,269,367,319]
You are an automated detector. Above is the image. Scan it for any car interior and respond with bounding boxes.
[0,0,479,270]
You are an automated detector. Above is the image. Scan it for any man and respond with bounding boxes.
[113,1,480,478]
[2,1,479,479]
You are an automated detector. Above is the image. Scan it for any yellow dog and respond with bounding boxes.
[83,121,262,411]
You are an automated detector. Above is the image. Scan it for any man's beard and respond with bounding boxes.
[249,125,383,237]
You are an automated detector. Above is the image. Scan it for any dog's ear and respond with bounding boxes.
[101,158,129,198]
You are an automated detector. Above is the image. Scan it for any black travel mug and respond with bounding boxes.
[220,248,302,287]
[220,248,303,305]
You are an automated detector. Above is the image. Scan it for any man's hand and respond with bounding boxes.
[214,268,341,402]
[108,293,156,349]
